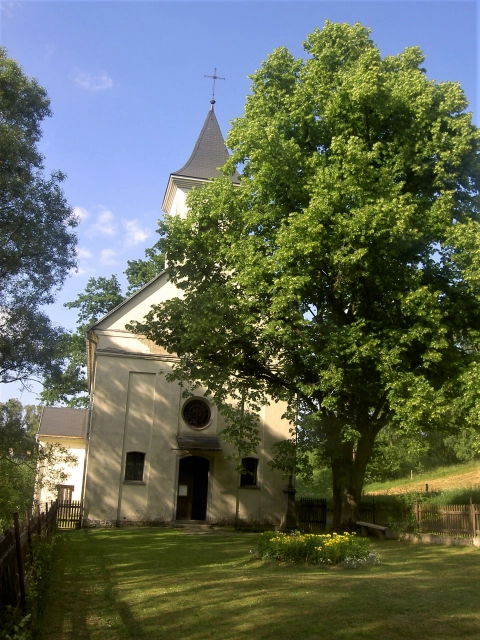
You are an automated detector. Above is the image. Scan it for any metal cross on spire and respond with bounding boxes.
[204,68,225,106]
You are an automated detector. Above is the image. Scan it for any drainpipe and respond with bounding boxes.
[80,332,98,518]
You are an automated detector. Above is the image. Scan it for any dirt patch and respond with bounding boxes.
[369,469,480,495]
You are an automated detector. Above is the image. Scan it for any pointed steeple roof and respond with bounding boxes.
[173,106,233,181]
[162,105,240,214]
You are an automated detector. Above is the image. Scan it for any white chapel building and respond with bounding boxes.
[81,105,291,527]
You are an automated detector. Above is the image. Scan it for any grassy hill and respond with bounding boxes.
[296,460,480,504]
[365,460,480,495]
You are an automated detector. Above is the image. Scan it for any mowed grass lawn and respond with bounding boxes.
[38,529,480,640]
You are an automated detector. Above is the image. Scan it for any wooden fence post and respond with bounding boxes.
[36,504,42,537]
[469,497,476,538]
[414,501,420,531]
[13,512,27,614]
[25,508,33,564]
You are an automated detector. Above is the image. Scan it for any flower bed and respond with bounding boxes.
[258,531,379,567]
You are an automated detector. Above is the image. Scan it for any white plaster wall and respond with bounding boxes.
[37,437,86,504]
[84,345,290,526]
[170,187,188,218]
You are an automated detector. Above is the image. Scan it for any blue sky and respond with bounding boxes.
[0,0,478,404]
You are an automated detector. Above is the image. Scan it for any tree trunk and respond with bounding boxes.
[330,424,380,529]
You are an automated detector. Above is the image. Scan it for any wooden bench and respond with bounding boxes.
[356,521,388,540]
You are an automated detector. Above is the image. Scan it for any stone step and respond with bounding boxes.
[173,521,213,531]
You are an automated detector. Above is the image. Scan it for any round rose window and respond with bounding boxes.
[182,399,211,429]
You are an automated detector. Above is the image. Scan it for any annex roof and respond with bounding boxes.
[38,406,88,439]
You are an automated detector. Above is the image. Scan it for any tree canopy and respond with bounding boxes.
[125,245,165,297]
[0,47,77,385]
[40,275,124,407]
[41,244,164,407]
[133,22,480,526]
[0,399,77,528]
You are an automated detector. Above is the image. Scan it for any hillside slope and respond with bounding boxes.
[366,463,480,495]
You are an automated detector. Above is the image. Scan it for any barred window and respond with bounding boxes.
[125,452,145,482]
[240,457,258,487]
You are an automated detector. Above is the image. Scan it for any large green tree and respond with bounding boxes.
[133,22,480,526]
[0,48,77,385]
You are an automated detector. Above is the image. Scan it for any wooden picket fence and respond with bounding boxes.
[357,499,480,538]
[0,499,85,613]
[298,497,480,539]
[0,503,58,614]
[415,501,479,538]
[56,500,83,530]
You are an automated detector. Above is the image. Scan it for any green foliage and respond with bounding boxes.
[41,275,124,407]
[132,21,480,525]
[0,399,77,528]
[64,275,124,327]
[0,535,57,640]
[125,245,164,297]
[0,400,38,528]
[0,47,77,385]
[26,535,56,612]
[41,243,165,406]
[39,332,89,408]
[0,610,32,640]
[268,438,313,485]
[258,530,377,566]
[365,427,480,484]
[296,461,333,498]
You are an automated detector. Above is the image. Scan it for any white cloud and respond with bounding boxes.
[73,206,90,223]
[123,219,150,246]
[100,249,117,266]
[0,3,18,18]
[76,248,92,260]
[89,209,117,237]
[73,71,113,92]
[69,266,87,277]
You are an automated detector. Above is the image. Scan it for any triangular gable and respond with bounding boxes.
[90,271,182,333]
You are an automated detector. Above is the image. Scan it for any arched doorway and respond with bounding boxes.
[176,456,210,521]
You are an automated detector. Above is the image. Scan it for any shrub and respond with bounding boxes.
[258,531,379,567]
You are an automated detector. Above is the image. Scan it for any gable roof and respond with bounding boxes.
[86,268,167,333]
[38,406,88,439]
[171,106,240,183]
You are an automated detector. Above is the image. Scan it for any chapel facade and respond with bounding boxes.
[81,105,291,528]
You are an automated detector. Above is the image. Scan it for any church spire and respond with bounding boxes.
[172,107,231,181]
[162,97,240,214]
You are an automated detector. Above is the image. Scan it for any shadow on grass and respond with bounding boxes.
[38,529,480,640]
